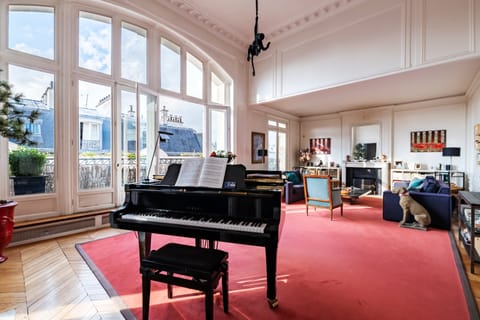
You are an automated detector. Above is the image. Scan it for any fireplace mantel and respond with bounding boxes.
[345,161,390,169]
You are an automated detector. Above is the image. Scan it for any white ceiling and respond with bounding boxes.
[159,0,480,117]
[162,0,338,45]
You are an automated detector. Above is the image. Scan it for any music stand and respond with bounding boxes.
[144,130,173,182]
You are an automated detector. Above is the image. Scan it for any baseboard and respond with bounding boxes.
[10,212,111,246]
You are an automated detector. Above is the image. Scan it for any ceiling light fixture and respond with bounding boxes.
[247,0,270,76]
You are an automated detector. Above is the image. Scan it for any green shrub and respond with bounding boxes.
[9,147,47,176]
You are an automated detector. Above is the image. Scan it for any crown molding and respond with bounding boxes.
[161,0,362,49]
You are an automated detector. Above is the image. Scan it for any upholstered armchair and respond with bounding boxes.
[303,175,343,220]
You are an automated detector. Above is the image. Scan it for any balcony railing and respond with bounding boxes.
[10,156,188,195]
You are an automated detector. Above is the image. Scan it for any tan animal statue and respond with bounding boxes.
[397,187,431,230]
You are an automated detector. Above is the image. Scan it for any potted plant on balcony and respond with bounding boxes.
[0,71,40,262]
[9,147,47,195]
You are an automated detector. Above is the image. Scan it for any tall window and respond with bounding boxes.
[161,38,181,93]
[8,65,55,195]
[159,96,204,157]
[3,1,233,217]
[8,5,54,60]
[209,109,227,152]
[211,71,225,105]
[78,11,112,74]
[138,93,157,180]
[186,52,203,99]
[268,120,287,171]
[121,22,147,83]
[78,80,112,190]
[119,90,137,185]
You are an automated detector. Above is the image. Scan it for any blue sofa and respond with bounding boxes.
[382,176,452,230]
[283,170,305,204]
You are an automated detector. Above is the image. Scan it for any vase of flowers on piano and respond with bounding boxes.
[210,150,237,163]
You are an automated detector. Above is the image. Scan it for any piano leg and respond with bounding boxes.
[138,231,152,261]
[265,244,279,309]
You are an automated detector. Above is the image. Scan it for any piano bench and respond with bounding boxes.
[140,243,229,320]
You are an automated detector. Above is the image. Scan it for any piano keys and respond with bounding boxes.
[110,164,284,308]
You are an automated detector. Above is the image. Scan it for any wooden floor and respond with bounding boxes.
[1,218,480,319]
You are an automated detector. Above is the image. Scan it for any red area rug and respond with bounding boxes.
[77,198,476,319]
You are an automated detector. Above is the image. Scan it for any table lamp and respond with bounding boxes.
[442,147,460,171]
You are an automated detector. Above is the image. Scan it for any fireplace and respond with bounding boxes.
[347,168,381,195]
[344,162,390,194]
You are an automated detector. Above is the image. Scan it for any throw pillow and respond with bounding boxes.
[407,177,424,191]
[286,172,301,184]
[422,176,439,193]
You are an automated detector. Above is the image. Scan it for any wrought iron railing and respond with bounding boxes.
[10,156,188,195]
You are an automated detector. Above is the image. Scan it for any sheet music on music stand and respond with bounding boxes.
[175,157,228,188]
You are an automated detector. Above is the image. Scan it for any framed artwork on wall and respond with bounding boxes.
[410,129,446,152]
[310,138,331,154]
[251,132,265,164]
[475,124,480,152]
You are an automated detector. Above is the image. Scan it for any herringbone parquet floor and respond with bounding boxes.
[0,228,128,320]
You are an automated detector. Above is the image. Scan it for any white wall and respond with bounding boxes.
[297,96,471,187]
[301,116,342,166]
[250,0,480,105]
[392,98,467,172]
[467,75,480,190]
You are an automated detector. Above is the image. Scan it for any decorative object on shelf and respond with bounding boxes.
[247,0,270,76]
[298,148,311,165]
[414,163,422,170]
[251,132,265,164]
[410,129,446,152]
[442,147,461,171]
[210,150,237,163]
[310,138,331,154]
[353,143,366,160]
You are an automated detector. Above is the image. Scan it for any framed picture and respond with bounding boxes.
[251,132,265,163]
[475,124,480,152]
[410,129,446,152]
[310,138,331,154]
[394,161,403,169]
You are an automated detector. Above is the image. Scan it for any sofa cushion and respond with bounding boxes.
[422,176,438,193]
[285,171,301,184]
[407,177,424,191]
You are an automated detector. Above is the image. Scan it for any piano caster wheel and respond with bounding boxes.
[268,298,279,309]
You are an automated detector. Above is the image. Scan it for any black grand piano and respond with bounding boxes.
[110,164,285,308]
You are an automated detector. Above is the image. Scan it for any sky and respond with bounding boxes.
[7,5,204,133]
